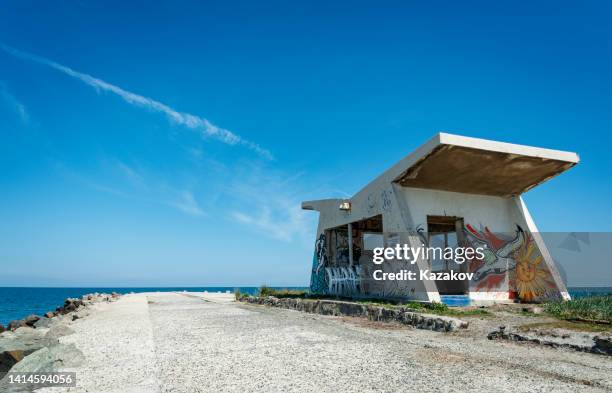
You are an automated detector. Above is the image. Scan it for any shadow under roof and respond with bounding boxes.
[392,133,579,197]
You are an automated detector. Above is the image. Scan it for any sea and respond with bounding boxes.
[0,287,304,326]
[0,286,610,326]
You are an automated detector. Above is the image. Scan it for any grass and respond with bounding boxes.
[253,287,491,317]
[545,295,612,323]
[518,320,612,334]
[361,299,491,317]
[258,285,308,298]
[415,302,491,317]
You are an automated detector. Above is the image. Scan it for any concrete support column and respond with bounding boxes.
[348,223,353,266]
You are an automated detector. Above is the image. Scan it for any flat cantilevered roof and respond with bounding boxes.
[391,133,579,197]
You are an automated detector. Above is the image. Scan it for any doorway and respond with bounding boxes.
[427,215,469,295]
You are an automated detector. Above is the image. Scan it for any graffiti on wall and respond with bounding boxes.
[310,233,328,293]
[464,224,557,301]
[309,222,560,301]
[464,224,525,292]
[334,231,350,264]
[325,266,362,296]
[513,234,556,301]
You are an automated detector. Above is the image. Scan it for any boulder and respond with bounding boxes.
[12,328,58,352]
[49,343,85,367]
[593,336,612,356]
[3,347,55,375]
[23,315,40,327]
[7,320,26,331]
[0,343,84,392]
[0,339,27,373]
[45,324,74,340]
[33,317,56,329]
[56,298,84,315]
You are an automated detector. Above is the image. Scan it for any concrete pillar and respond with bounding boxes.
[348,223,353,266]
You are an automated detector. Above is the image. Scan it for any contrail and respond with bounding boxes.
[0,43,272,160]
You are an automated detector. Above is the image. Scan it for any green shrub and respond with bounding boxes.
[545,295,612,323]
[259,285,274,297]
[234,288,242,300]
[404,301,425,310]
[258,285,308,298]
[426,302,449,312]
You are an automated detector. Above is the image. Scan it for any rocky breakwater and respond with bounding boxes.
[0,292,120,388]
[239,296,468,332]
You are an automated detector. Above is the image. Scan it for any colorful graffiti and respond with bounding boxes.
[464,224,525,292]
[513,234,556,301]
[464,224,557,301]
[309,222,560,301]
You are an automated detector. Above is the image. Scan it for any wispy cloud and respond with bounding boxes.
[0,81,29,123]
[57,160,206,217]
[170,190,206,217]
[0,43,272,159]
[226,164,315,243]
[107,158,206,217]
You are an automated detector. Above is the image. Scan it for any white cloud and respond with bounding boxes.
[0,43,272,159]
[170,190,206,217]
[58,160,206,218]
[226,164,315,243]
[0,82,28,123]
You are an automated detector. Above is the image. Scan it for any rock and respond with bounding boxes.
[23,315,40,327]
[4,347,55,374]
[33,317,56,329]
[44,312,55,319]
[0,339,27,373]
[239,296,467,332]
[12,327,58,351]
[522,305,544,314]
[45,324,74,340]
[49,343,85,367]
[0,343,84,388]
[56,298,84,315]
[0,349,24,374]
[0,328,58,375]
[593,336,612,356]
[7,320,26,331]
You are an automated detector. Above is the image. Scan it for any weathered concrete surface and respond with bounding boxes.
[38,294,160,393]
[35,292,612,393]
[488,326,612,356]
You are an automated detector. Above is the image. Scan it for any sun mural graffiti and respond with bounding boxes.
[511,234,556,301]
[464,224,557,301]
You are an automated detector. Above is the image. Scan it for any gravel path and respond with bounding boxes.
[42,292,612,392]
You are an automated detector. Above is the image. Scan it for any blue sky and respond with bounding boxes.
[1,1,611,287]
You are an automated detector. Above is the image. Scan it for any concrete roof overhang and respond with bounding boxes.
[393,133,579,197]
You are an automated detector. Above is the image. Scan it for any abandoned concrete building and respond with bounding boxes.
[302,133,579,304]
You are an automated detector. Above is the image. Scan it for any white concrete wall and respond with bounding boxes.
[394,187,515,232]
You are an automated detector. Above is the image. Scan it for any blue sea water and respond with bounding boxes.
[0,286,609,326]
[0,287,305,326]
